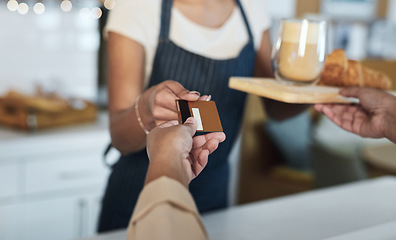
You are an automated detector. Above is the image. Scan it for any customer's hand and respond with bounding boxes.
[145,117,226,187]
[315,87,396,143]
[139,80,211,130]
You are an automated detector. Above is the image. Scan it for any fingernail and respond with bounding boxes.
[206,95,211,101]
[189,91,200,96]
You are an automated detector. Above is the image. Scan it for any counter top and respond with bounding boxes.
[79,176,396,240]
[0,111,111,162]
[0,111,109,140]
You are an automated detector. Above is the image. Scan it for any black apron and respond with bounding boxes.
[98,0,256,232]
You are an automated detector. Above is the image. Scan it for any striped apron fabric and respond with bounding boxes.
[98,0,256,232]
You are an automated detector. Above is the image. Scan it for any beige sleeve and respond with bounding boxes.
[127,177,208,240]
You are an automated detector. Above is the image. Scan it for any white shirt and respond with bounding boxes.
[105,0,271,85]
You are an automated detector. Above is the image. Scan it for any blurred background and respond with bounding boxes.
[0,0,395,240]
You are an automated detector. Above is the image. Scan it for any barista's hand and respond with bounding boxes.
[315,87,396,143]
[139,80,210,130]
[146,117,226,187]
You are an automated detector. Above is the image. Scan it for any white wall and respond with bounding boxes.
[266,0,296,19]
[0,4,99,101]
[389,0,396,23]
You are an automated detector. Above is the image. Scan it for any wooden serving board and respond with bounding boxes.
[229,77,356,104]
[0,97,97,131]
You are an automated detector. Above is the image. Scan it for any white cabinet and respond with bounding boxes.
[22,194,103,240]
[0,204,21,240]
[0,164,19,198]
[23,196,82,240]
[25,151,108,194]
[0,113,113,240]
[87,194,103,236]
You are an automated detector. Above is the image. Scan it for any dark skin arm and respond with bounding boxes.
[107,32,205,155]
[315,87,396,144]
[254,30,309,121]
[145,118,226,187]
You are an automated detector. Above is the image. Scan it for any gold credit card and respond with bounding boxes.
[176,100,223,132]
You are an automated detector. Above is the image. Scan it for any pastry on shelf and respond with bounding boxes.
[319,49,392,90]
[0,89,97,131]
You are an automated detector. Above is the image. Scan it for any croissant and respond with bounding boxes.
[319,49,392,90]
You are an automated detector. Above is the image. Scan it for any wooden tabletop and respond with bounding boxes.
[229,77,356,104]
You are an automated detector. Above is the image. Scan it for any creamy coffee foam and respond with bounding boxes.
[281,20,321,44]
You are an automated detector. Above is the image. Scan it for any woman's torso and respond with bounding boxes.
[98,1,270,232]
[104,0,271,87]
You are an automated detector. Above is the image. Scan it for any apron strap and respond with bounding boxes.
[235,0,254,41]
[103,143,114,167]
[159,0,173,40]
[159,0,254,42]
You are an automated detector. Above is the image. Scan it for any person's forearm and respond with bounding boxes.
[110,107,150,155]
[254,30,273,79]
[128,177,207,240]
[145,160,189,188]
[262,98,310,121]
[384,96,396,144]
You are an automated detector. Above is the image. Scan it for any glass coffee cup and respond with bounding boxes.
[272,18,328,85]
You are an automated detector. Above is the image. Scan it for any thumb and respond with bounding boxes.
[164,81,200,101]
[339,87,361,98]
[183,117,197,137]
[179,91,201,101]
